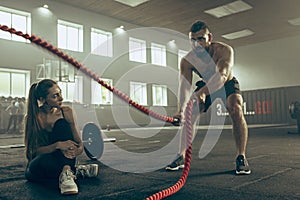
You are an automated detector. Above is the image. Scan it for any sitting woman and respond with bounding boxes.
[24,79,98,195]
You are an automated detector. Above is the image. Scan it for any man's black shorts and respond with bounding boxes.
[194,77,241,112]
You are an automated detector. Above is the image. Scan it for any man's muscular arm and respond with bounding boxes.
[175,58,194,119]
[195,44,234,103]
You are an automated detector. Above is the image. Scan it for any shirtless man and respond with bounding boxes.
[165,20,251,175]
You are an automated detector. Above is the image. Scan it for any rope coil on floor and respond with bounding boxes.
[0,24,194,200]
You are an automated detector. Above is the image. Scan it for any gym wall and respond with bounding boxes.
[0,0,299,129]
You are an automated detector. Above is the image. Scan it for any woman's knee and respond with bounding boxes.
[25,166,41,182]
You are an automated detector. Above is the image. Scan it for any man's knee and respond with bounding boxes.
[227,103,243,119]
[226,95,244,120]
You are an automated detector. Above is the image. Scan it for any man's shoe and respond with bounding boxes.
[165,155,184,171]
[235,155,251,175]
[59,169,78,195]
[75,164,99,178]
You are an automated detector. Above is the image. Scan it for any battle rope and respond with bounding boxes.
[0,24,174,124]
[146,99,194,200]
[0,24,194,199]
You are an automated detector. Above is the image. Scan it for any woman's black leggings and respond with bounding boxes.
[25,119,76,182]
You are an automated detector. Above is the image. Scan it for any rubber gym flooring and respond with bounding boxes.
[0,124,299,200]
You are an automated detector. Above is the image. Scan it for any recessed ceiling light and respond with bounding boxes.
[204,0,252,18]
[222,29,254,40]
[114,0,149,7]
[288,17,300,26]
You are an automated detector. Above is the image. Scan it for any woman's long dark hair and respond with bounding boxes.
[24,79,57,161]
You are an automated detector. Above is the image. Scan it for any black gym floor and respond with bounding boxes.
[0,124,299,200]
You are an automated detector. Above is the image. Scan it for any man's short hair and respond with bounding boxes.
[190,20,209,33]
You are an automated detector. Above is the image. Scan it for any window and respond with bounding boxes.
[0,68,30,97]
[152,84,168,106]
[91,28,112,57]
[178,49,188,70]
[0,6,31,43]
[91,78,113,105]
[57,20,83,52]
[57,76,83,103]
[130,82,147,105]
[129,37,146,63]
[36,59,75,83]
[151,43,166,66]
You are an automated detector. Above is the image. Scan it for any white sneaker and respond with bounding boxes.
[76,164,99,178]
[59,169,78,195]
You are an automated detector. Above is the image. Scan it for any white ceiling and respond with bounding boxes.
[54,0,300,47]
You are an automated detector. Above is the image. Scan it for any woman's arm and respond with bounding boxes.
[62,106,84,155]
[36,140,79,156]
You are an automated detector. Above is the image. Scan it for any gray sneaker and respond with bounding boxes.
[59,169,78,195]
[75,164,99,178]
[235,155,251,175]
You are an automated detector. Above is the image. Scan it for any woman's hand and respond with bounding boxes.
[56,140,82,159]
[57,140,78,151]
[73,142,83,156]
[62,148,76,159]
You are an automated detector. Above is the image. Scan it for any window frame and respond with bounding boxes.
[152,84,168,106]
[57,76,83,103]
[0,68,30,97]
[129,37,147,63]
[130,81,147,106]
[57,19,83,52]
[91,27,113,57]
[151,42,166,67]
[91,78,113,105]
[0,6,31,43]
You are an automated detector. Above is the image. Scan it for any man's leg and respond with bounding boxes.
[12,115,17,131]
[226,93,248,155]
[6,116,12,132]
[226,93,251,174]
